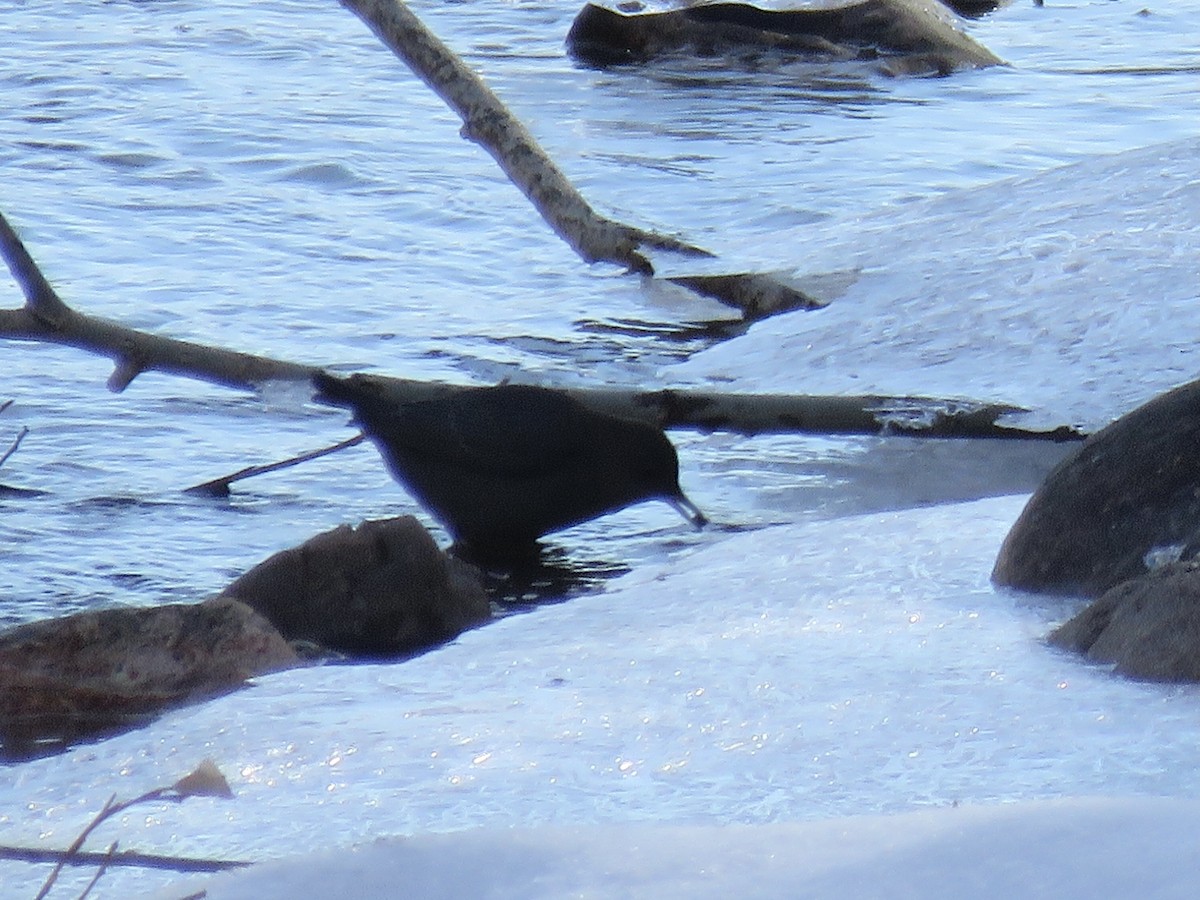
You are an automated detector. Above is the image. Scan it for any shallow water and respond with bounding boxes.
[2,0,1200,894]
[4,0,1198,619]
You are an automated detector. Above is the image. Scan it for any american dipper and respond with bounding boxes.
[313,373,707,558]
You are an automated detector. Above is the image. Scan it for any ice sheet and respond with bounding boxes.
[6,495,1200,897]
[675,138,1200,433]
[182,797,1200,900]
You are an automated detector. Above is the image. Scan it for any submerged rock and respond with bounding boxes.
[0,597,297,759]
[994,379,1200,598]
[1049,562,1200,683]
[221,516,490,657]
[566,0,1003,76]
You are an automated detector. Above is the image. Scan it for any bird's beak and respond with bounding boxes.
[666,492,708,530]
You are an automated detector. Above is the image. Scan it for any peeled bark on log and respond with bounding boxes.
[338,0,819,319]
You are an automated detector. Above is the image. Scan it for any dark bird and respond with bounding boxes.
[313,373,707,559]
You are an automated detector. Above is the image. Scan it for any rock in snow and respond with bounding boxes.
[0,597,297,758]
[1050,562,1200,683]
[994,378,1200,599]
[222,516,490,657]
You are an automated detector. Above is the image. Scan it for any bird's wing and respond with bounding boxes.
[366,389,590,479]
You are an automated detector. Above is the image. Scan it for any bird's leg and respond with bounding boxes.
[666,493,708,530]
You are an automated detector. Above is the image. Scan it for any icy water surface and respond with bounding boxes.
[2,0,1200,895]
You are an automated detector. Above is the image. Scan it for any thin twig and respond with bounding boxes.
[20,764,234,899]
[76,840,118,900]
[183,433,368,496]
[33,793,118,900]
[0,424,28,469]
[33,789,188,900]
[0,844,251,873]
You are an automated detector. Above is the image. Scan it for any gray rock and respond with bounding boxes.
[221,516,490,657]
[994,379,1200,598]
[566,0,1003,76]
[0,597,297,758]
[1048,562,1200,682]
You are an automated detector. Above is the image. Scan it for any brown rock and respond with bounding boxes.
[994,379,1200,598]
[566,0,1003,75]
[0,597,297,759]
[221,516,490,657]
[1049,562,1200,682]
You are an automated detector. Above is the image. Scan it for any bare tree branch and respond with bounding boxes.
[340,0,697,274]
[0,425,28,470]
[0,211,316,392]
[1,207,1079,442]
[337,0,820,319]
[0,211,70,328]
